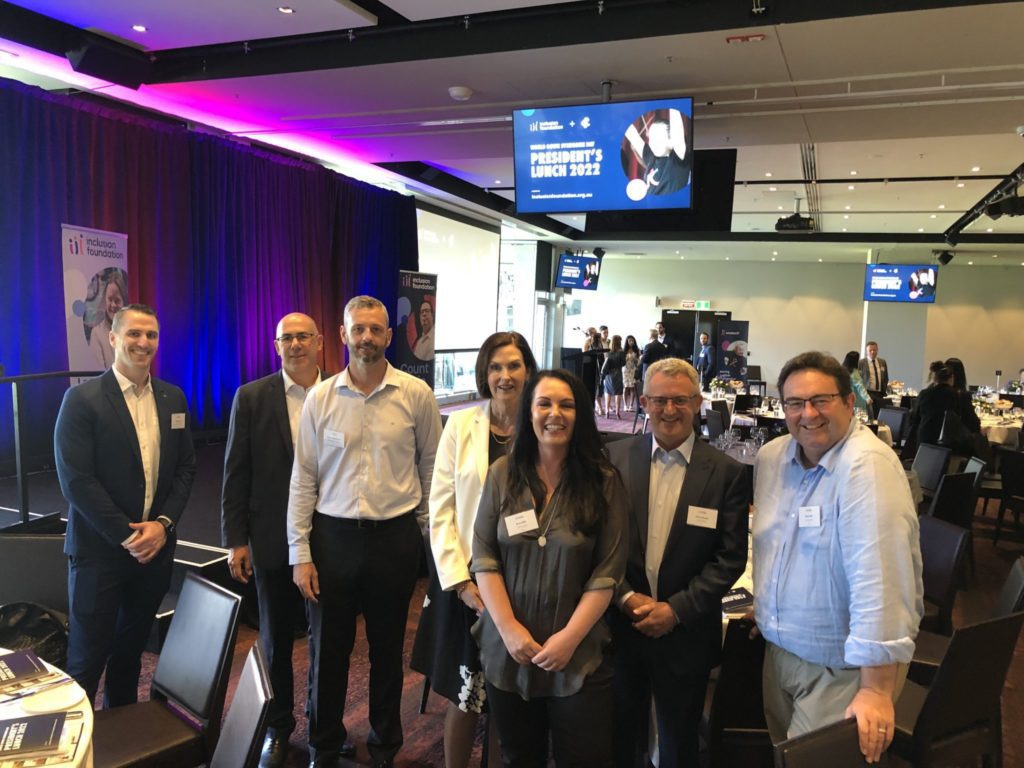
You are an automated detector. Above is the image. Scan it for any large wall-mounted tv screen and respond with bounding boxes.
[863,264,939,303]
[554,252,601,291]
[512,97,694,214]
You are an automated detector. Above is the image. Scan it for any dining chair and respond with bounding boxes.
[918,515,969,636]
[891,612,1024,768]
[911,443,952,499]
[877,406,909,450]
[710,399,731,431]
[993,449,1024,545]
[748,379,768,398]
[706,409,726,441]
[746,365,762,381]
[209,642,273,768]
[0,534,69,616]
[733,393,757,412]
[927,472,977,582]
[773,718,878,767]
[91,572,243,768]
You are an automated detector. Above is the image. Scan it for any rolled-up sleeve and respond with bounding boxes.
[584,472,628,592]
[840,451,923,667]
[471,465,504,575]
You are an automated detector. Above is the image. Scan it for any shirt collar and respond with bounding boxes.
[338,361,398,395]
[651,429,696,465]
[112,365,152,396]
[282,368,321,393]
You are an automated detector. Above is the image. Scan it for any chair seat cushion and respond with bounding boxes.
[93,700,205,768]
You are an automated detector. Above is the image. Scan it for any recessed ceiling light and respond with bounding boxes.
[818,258,823,262]
[725,257,730,260]
[278,6,295,13]
[777,206,783,210]
[848,185,855,190]
[956,182,965,188]
[917,228,925,232]
[772,250,778,256]
[930,214,936,219]
[675,250,680,254]
[765,172,772,177]
[843,214,849,219]
[850,170,857,176]
[768,186,777,192]
[968,260,974,265]
[494,179,501,184]
[771,257,776,261]
[992,254,998,258]
[844,205,851,210]
[971,166,981,172]
[842,228,847,232]
[986,227,993,232]
[680,256,685,260]
[938,204,945,209]
[131,24,147,32]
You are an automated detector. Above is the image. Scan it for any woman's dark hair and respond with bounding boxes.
[929,360,954,386]
[777,351,853,399]
[841,351,860,372]
[944,357,968,392]
[474,331,538,399]
[624,335,639,353]
[504,369,616,535]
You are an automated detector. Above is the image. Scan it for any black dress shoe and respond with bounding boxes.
[339,741,356,757]
[307,743,356,766]
[260,733,290,768]
[371,760,394,768]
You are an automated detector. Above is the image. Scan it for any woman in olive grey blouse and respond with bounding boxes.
[472,369,627,767]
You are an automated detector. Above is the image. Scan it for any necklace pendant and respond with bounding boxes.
[538,535,547,548]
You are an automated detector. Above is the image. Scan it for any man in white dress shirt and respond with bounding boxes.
[288,295,442,768]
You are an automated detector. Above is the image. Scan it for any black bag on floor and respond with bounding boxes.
[0,602,69,668]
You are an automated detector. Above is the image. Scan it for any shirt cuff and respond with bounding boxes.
[289,543,312,565]
[845,634,917,667]
[618,590,635,608]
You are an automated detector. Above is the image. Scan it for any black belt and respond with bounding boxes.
[316,510,416,529]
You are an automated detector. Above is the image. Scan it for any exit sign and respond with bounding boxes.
[695,300,711,310]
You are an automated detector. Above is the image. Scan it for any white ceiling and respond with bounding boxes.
[3,0,1024,264]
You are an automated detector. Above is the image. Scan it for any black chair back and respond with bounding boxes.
[963,456,986,493]
[748,379,767,397]
[994,557,1024,617]
[210,642,273,768]
[0,512,67,535]
[911,444,952,495]
[746,365,762,380]
[900,394,918,411]
[877,406,909,448]
[0,534,69,614]
[710,399,731,431]
[706,409,726,440]
[733,393,759,412]
[927,472,975,530]
[774,718,875,768]
[708,618,772,767]
[918,515,969,636]
[1000,449,1024,499]
[153,573,242,749]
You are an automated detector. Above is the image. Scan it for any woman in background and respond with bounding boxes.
[601,335,626,418]
[472,369,626,767]
[411,332,537,768]
[622,335,641,412]
[842,351,871,414]
[87,269,126,368]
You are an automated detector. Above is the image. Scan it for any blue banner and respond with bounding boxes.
[396,271,437,387]
[716,320,750,383]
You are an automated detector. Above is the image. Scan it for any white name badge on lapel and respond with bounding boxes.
[687,505,718,529]
[170,413,186,430]
[798,505,822,528]
[324,429,345,448]
[505,509,539,536]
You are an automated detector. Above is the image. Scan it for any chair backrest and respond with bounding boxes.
[918,515,969,635]
[706,408,725,440]
[746,365,762,380]
[773,718,876,768]
[963,456,986,484]
[999,449,1024,498]
[911,444,952,495]
[877,406,909,447]
[915,612,1024,745]
[748,379,768,397]
[900,394,918,411]
[711,399,731,430]
[708,618,771,759]
[927,472,976,530]
[0,534,69,614]
[0,513,67,535]
[210,642,273,768]
[733,393,757,412]
[993,557,1024,617]
[152,573,242,748]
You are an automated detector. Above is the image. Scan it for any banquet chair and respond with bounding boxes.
[733,393,758,412]
[92,572,243,768]
[706,409,726,441]
[746,365,762,381]
[710,399,731,431]
[773,718,877,768]
[927,472,977,582]
[209,642,272,768]
[910,556,1024,685]
[911,443,952,500]
[993,449,1024,545]
[748,379,767,398]
[891,613,1024,768]
[0,533,69,615]
[918,515,969,636]
[877,406,909,450]
[975,450,1004,515]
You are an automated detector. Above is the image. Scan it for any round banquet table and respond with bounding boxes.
[979,416,1022,448]
[0,649,93,768]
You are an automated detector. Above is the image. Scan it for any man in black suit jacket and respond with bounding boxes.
[640,329,669,384]
[606,358,749,768]
[55,304,196,708]
[221,312,326,768]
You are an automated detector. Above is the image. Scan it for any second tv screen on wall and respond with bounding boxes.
[512,97,694,214]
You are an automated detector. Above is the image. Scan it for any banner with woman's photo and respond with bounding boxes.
[61,224,128,378]
[396,270,437,387]
[716,320,750,384]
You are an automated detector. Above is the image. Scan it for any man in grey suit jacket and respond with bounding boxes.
[221,312,327,768]
[55,304,196,708]
[858,341,889,393]
[605,358,749,768]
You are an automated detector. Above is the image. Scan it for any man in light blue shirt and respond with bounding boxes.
[753,351,922,764]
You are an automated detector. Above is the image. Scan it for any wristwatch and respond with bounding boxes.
[156,515,176,536]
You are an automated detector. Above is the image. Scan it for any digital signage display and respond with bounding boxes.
[512,97,694,214]
[554,252,601,291]
[863,264,939,303]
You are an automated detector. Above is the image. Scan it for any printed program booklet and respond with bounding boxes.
[0,713,66,760]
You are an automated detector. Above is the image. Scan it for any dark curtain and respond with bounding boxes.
[0,76,417,473]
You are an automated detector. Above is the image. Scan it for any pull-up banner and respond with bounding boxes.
[717,320,750,383]
[396,270,437,387]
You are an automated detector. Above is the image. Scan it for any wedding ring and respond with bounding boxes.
[877,727,887,733]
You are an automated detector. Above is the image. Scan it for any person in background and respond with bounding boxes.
[905,360,979,458]
[842,351,871,415]
[858,342,889,393]
[413,298,435,361]
[221,312,325,768]
[622,335,641,412]
[694,331,716,391]
[87,269,127,369]
[410,331,537,768]
[641,329,669,384]
[55,304,196,708]
[753,351,922,764]
[602,334,627,419]
[472,369,627,767]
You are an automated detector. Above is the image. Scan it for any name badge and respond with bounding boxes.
[798,505,821,528]
[505,509,539,536]
[324,429,345,448]
[170,413,186,430]
[687,505,718,529]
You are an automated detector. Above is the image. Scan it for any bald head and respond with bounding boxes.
[275,312,323,387]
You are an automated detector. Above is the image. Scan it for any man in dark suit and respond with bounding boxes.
[858,341,889,393]
[221,312,326,768]
[640,328,669,384]
[606,358,749,768]
[55,304,196,708]
[695,331,716,390]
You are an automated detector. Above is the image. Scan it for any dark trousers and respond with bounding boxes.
[612,647,710,768]
[307,512,421,763]
[66,545,173,708]
[253,560,306,735]
[486,660,614,768]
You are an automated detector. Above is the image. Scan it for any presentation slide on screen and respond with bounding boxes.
[863,264,939,304]
[555,254,601,290]
[512,97,693,214]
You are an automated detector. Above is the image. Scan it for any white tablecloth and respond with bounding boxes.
[979,416,1022,447]
[0,650,93,768]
